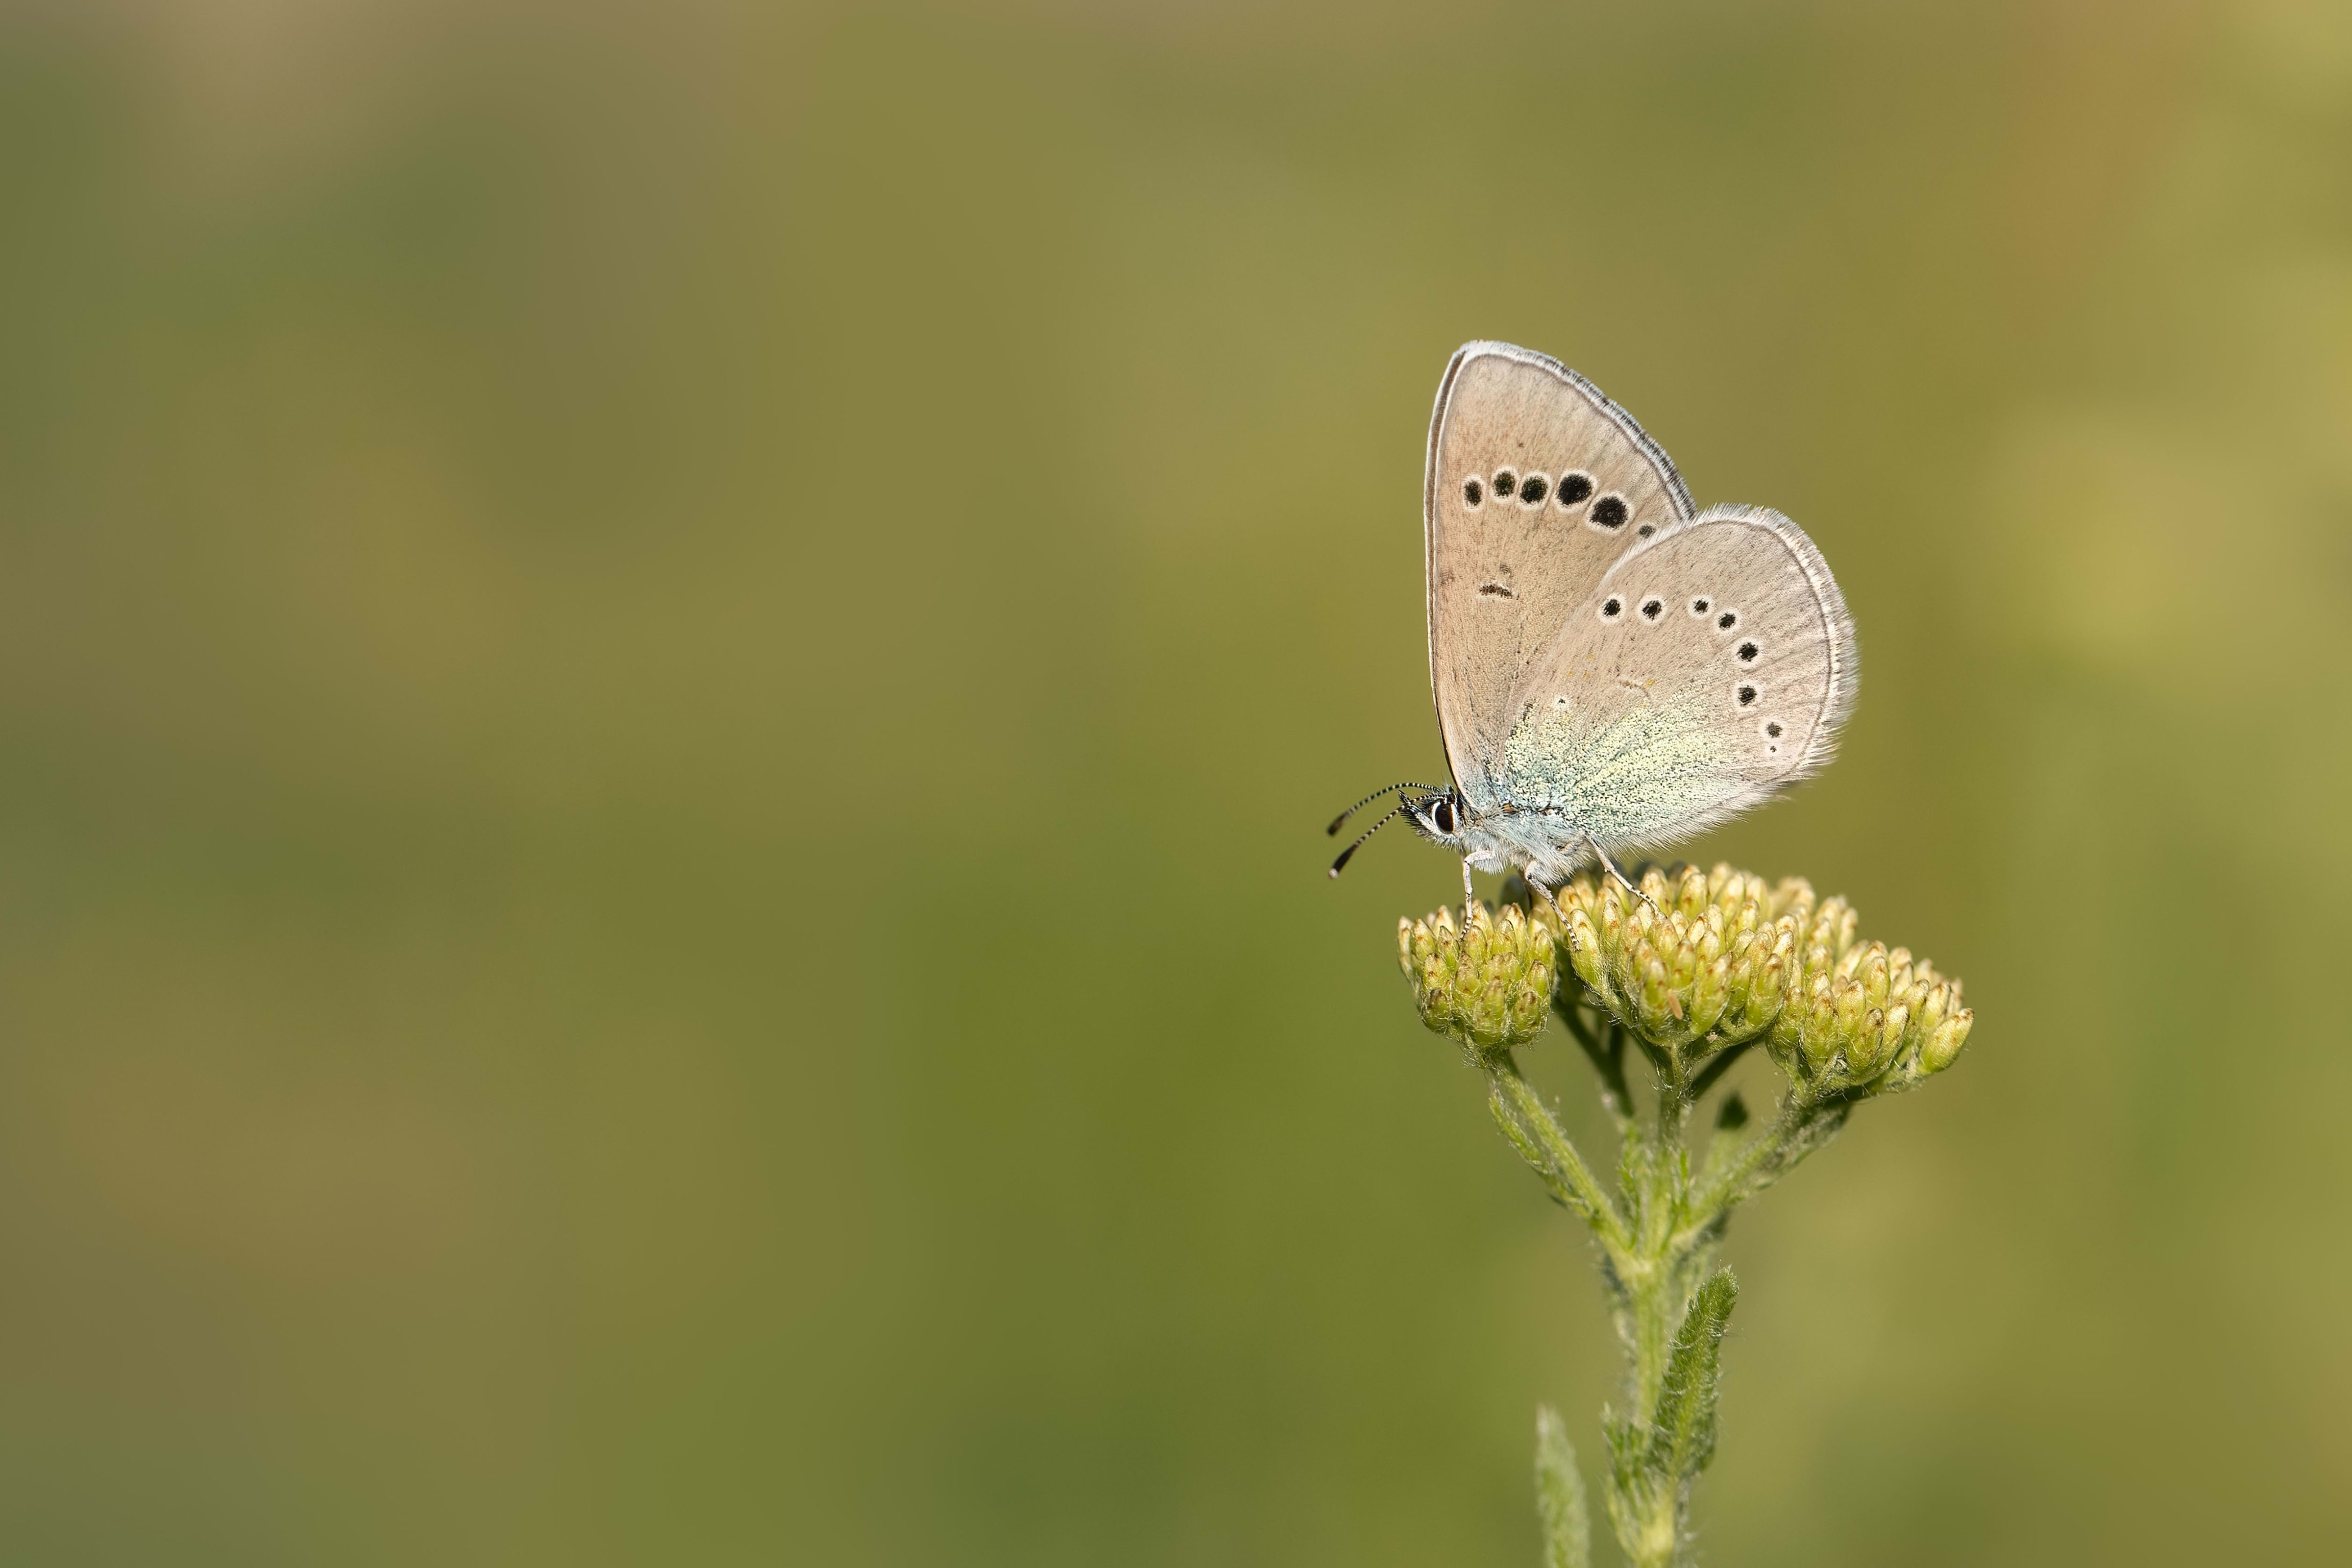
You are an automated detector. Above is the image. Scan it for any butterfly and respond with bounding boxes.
[1329,342,1857,906]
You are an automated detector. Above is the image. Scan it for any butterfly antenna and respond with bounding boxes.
[1328,804,1409,879]
[1326,782,1444,836]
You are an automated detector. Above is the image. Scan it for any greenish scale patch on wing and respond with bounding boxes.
[1498,699,1732,842]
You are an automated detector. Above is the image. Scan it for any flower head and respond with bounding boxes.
[1398,899,1563,1055]
[1551,863,1973,1093]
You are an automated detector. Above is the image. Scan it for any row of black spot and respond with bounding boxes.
[1593,592,1782,737]
[1466,467,1587,507]
[1597,593,1753,647]
[1462,469,1643,534]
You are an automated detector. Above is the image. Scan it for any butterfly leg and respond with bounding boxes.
[1460,858,1476,924]
[1584,834,1656,912]
[1526,868,1565,917]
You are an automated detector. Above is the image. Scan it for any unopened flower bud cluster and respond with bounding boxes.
[1398,900,1562,1054]
[1552,864,1972,1092]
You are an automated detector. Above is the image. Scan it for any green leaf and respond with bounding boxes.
[1648,1269,1738,1484]
[1534,1406,1591,1568]
[1598,1403,1653,1556]
[1599,1404,1642,1486]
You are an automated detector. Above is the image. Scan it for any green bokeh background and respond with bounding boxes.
[2,1,2348,1562]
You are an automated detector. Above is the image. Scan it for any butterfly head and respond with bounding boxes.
[1404,789,1466,846]
[1324,781,1481,880]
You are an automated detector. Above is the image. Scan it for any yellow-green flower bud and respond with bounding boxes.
[1673,865,1709,917]
[1881,1001,1911,1059]
[1858,945,1891,1013]
[1916,982,1951,1036]
[1846,1007,1889,1077]
[1564,906,1606,994]
[1665,931,1698,996]
[1687,954,1732,1040]
[1787,972,1840,1071]
[1729,952,1786,1041]
[1831,979,1869,1054]
[1921,1008,1974,1074]
[1637,948,1676,1038]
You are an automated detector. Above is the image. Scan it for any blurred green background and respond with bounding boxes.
[1,0,2347,1562]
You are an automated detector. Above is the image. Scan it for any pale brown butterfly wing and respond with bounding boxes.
[1494,503,1858,852]
[1423,343,1694,807]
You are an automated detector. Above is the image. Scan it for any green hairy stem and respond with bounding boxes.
[1394,864,1974,1565]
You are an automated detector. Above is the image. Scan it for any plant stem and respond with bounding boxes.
[1477,1039,1859,1567]
[1485,1046,1762,1568]
[1620,1131,1670,1412]
[1487,1063,1630,1251]
[1613,1114,1703,1567]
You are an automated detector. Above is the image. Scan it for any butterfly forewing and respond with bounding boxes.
[1424,343,1694,806]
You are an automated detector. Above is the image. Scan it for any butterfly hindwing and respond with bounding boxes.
[1494,504,1858,851]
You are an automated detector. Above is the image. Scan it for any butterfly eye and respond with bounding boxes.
[1556,471,1594,507]
[1599,597,1623,620]
[1716,610,1739,631]
[1736,684,1759,708]
[1519,473,1549,506]
[1640,598,1665,621]
[1463,478,1483,508]
[1492,469,1517,499]
[1589,494,1629,531]
[1430,799,1456,833]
